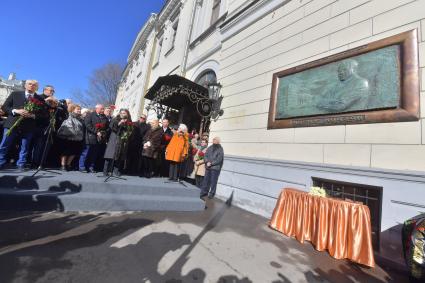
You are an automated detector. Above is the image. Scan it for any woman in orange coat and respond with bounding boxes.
[166,124,189,181]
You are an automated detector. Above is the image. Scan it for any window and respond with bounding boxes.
[154,37,163,65]
[210,0,221,25]
[312,177,383,251]
[195,70,217,88]
[171,20,179,48]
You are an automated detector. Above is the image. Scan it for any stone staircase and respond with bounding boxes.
[0,170,205,212]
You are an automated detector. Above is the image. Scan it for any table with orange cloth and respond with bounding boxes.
[269,188,375,267]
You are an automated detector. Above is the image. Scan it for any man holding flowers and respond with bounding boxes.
[79,104,109,173]
[0,80,47,170]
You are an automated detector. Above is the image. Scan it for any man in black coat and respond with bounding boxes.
[137,114,151,139]
[31,85,58,167]
[0,80,47,170]
[129,114,150,175]
[158,118,173,177]
[78,104,109,172]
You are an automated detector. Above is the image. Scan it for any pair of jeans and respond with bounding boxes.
[200,169,220,197]
[84,144,103,170]
[195,175,204,188]
[78,144,90,170]
[0,128,34,167]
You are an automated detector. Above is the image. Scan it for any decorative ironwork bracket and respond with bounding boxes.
[146,84,223,121]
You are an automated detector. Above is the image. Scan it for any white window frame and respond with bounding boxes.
[154,36,163,66]
[170,19,179,49]
[210,0,221,25]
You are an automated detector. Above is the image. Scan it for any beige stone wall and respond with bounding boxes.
[211,0,425,172]
[227,0,251,15]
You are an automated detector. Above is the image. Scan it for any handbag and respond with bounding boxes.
[57,115,84,141]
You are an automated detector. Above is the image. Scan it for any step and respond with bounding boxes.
[56,192,205,212]
[0,170,205,212]
[0,173,201,197]
[0,190,205,212]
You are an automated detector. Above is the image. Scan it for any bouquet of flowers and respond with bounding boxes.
[309,186,327,197]
[6,96,44,136]
[191,146,198,156]
[120,121,134,142]
[163,133,172,143]
[95,122,107,143]
[196,150,205,161]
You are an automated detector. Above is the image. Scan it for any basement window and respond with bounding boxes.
[312,177,383,251]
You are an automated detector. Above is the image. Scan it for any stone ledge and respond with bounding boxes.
[223,154,425,183]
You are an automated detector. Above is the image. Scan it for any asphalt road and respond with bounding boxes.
[0,199,411,283]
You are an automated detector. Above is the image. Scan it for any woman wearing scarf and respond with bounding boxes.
[165,124,189,181]
[103,109,133,176]
[191,139,208,187]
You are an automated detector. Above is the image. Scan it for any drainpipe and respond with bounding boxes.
[180,0,201,77]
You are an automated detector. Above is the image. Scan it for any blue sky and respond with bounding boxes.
[0,0,165,100]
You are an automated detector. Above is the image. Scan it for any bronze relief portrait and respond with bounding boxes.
[268,30,420,129]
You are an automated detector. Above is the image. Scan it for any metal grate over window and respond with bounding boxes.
[312,177,383,251]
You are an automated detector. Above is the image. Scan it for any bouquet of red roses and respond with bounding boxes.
[163,133,172,143]
[196,150,205,161]
[6,96,44,136]
[95,122,107,143]
[120,121,134,142]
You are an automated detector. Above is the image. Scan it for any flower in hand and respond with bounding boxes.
[7,97,44,136]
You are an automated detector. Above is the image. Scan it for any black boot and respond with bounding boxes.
[113,167,121,177]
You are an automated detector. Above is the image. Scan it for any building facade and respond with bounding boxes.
[117,0,425,266]
[0,73,24,106]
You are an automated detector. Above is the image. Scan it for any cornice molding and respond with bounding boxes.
[127,14,157,63]
[224,155,425,184]
[220,0,290,42]
[156,0,182,31]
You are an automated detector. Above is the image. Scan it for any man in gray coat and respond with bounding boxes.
[200,137,224,199]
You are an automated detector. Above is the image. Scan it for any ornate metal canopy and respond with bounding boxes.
[145,75,223,120]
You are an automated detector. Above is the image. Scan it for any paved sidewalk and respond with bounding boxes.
[0,198,409,283]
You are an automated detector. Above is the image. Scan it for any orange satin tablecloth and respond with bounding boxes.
[269,188,375,267]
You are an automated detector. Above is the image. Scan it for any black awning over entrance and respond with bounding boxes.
[145,74,209,110]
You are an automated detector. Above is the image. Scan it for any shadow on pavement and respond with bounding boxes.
[0,213,104,246]
[0,192,411,283]
[0,194,248,283]
[0,175,82,212]
[0,216,154,283]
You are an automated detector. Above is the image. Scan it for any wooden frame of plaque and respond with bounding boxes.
[268,29,420,129]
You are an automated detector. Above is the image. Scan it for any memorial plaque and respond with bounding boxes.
[268,30,420,129]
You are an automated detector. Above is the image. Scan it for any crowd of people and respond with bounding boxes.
[0,80,224,199]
